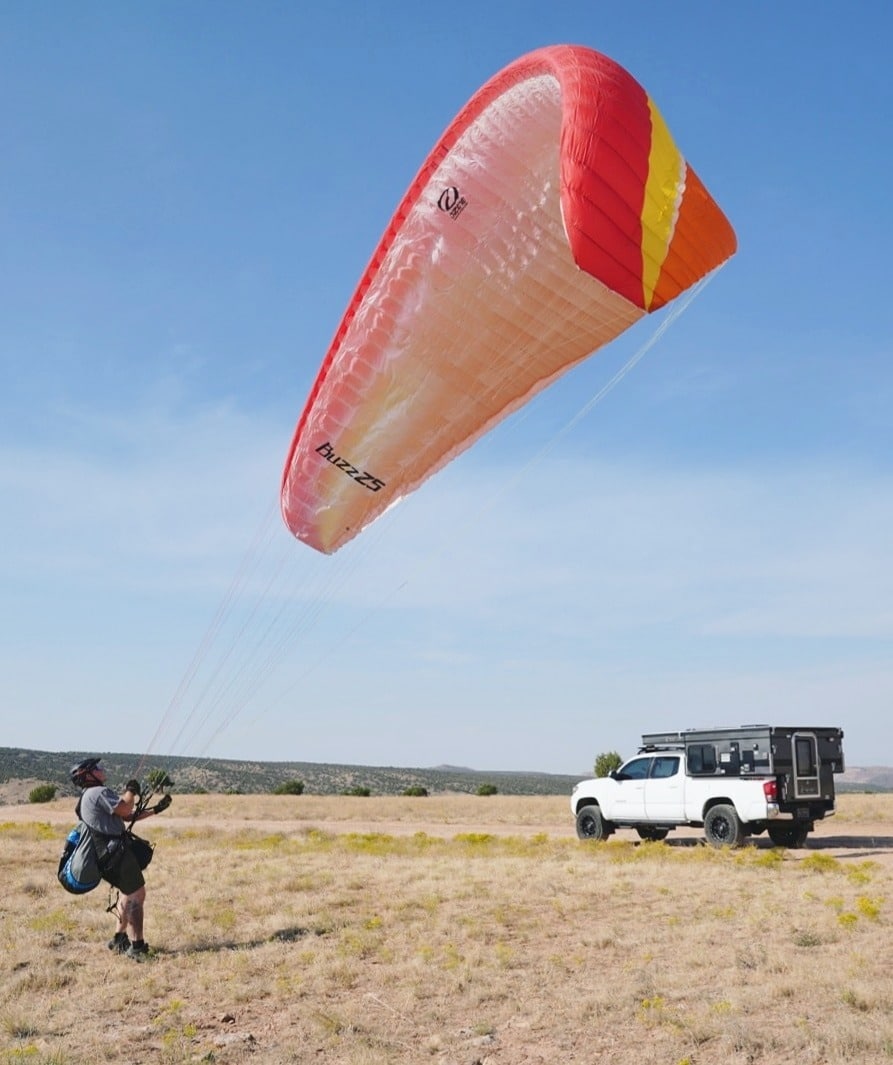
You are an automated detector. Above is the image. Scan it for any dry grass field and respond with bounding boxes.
[1,792,892,1064]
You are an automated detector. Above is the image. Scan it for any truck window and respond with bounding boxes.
[687,745,717,774]
[795,736,817,776]
[619,757,651,780]
[650,756,680,779]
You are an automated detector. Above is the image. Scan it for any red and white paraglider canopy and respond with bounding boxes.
[281,44,736,554]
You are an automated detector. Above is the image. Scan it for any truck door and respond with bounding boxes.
[611,755,650,820]
[644,755,684,821]
[791,732,820,798]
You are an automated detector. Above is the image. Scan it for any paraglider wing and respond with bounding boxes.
[281,44,736,554]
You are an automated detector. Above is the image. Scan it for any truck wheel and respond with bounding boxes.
[767,822,810,848]
[704,804,744,848]
[576,805,613,841]
[636,827,669,841]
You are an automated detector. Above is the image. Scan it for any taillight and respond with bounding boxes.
[763,779,778,802]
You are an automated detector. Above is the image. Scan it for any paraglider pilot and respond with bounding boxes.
[69,757,172,960]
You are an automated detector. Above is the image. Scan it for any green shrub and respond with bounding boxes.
[594,751,623,777]
[28,784,57,804]
[273,779,305,796]
[342,785,371,797]
[146,768,175,790]
[402,785,428,797]
[476,783,498,796]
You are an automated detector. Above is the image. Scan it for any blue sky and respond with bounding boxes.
[2,2,891,775]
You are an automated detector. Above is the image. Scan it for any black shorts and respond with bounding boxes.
[100,842,145,895]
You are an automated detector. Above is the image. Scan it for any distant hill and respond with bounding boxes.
[0,747,582,803]
[838,766,893,792]
[2,747,889,805]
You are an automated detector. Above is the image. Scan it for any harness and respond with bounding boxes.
[71,782,158,911]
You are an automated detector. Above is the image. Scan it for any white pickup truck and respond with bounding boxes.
[571,725,845,848]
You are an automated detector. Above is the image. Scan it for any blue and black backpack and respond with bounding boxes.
[57,822,102,894]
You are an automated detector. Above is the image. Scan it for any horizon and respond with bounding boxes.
[1,744,889,783]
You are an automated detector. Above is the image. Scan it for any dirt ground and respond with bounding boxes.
[4,793,892,865]
[3,792,893,1064]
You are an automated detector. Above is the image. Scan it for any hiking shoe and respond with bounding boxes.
[107,932,130,954]
[125,940,150,961]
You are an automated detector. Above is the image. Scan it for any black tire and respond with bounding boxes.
[704,804,744,848]
[575,804,613,841]
[636,827,669,841]
[767,822,810,848]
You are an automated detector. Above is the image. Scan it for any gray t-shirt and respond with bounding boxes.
[79,785,125,837]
